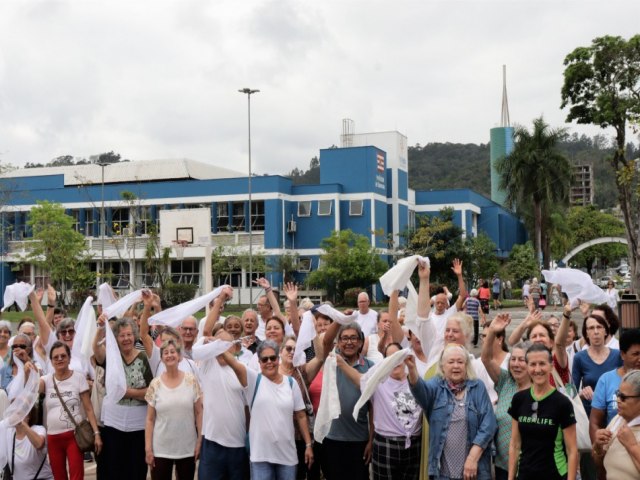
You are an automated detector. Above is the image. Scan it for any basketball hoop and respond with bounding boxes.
[172,240,188,260]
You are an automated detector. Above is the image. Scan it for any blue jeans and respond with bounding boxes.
[251,462,296,480]
[198,438,248,480]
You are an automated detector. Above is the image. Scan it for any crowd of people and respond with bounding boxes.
[0,258,639,480]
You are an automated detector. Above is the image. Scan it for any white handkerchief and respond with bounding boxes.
[191,339,234,362]
[314,354,340,443]
[149,286,228,328]
[103,289,145,319]
[1,282,35,312]
[104,322,127,406]
[316,305,358,326]
[73,296,97,362]
[379,255,429,295]
[542,268,609,305]
[294,311,316,367]
[98,283,118,309]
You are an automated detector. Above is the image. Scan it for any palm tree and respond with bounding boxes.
[496,117,573,269]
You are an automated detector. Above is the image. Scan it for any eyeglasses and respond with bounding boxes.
[11,344,27,350]
[531,401,538,420]
[259,355,278,364]
[52,354,69,361]
[181,327,196,332]
[615,390,640,402]
[339,336,360,344]
[284,345,295,353]
[59,329,75,337]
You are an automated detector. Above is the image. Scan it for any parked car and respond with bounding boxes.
[598,276,613,288]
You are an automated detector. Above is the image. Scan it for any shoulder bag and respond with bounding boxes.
[51,375,95,453]
[551,368,591,452]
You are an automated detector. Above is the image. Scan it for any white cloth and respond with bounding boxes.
[42,371,89,435]
[191,338,234,362]
[542,268,609,306]
[103,289,144,319]
[3,425,53,480]
[197,343,247,447]
[146,373,201,459]
[1,282,35,312]
[352,348,411,420]
[316,305,359,326]
[97,282,118,309]
[149,286,228,328]
[246,368,305,466]
[379,255,429,295]
[294,311,316,367]
[365,334,384,364]
[103,321,126,407]
[314,353,340,443]
[72,296,97,363]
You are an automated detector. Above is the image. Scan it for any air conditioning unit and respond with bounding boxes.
[287,220,297,233]
[122,227,132,236]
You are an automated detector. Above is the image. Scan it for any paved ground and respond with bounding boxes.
[83,304,558,479]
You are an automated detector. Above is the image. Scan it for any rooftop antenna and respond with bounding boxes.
[341,118,354,147]
[500,65,511,127]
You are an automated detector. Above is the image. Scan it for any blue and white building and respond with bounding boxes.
[0,131,526,304]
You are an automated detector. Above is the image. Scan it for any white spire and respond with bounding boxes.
[500,65,511,127]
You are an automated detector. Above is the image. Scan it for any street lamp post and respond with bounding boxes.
[97,162,109,285]
[238,88,259,306]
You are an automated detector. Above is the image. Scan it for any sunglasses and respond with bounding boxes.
[11,344,27,350]
[59,329,75,336]
[259,355,278,364]
[284,345,295,353]
[615,390,640,402]
[531,401,538,421]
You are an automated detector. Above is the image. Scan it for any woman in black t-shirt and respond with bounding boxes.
[508,344,578,480]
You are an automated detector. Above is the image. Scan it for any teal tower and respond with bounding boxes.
[490,65,514,207]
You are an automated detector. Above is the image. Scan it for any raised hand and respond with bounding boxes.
[283,282,298,302]
[491,313,511,333]
[418,260,430,280]
[451,258,463,276]
[47,284,57,304]
[253,277,271,289]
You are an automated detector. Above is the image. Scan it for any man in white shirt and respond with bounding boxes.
[355,292,378,336]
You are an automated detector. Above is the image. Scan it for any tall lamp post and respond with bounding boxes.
[97,162,110,285]
[238,88,259,305]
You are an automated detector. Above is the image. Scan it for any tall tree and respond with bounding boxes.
[561,35,640,292]
[496,116,573,269]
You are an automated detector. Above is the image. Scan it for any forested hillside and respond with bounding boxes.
[287,134,635,209]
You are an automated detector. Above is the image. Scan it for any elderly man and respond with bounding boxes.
[179,316,198,359]
[241,309,261,353]
[355,292,378,337]
[253,277,294,340]
[430,259,466,324]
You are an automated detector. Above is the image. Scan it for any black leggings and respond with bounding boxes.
[151,456,196,480]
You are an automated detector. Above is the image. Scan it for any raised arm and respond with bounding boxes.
[554,302,573,369]
[335,352,363,387]
[254,277,284,320]
[481,313,511,384]
[322,320,340,359]
[203,286,233,337]
[92,314,107,365]
[29,289,52,346]
[452,259,467,312]
[507,302,539,347]
[417,260,431,318]
[45,284,56,327]
[283,282,301,336]
[139,290,155,357]
[387,290,405,345]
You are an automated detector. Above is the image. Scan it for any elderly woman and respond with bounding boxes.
[145,339,202,480]
[508,344,577,480]
[222,339,313,480]
[1,333,42,393]
[94,316,153,480]
[481,314,531,480]
[40,341,102,480]
[406,344,496,480]
[593,370,640,479]
[338,342,423,480]
[248,316,287,370]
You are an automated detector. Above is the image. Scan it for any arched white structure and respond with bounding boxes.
[561,237,628,265]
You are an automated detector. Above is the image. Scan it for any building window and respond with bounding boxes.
[298,201,311,217]
[232,202,246,230]
[409,210,416,231]
[297,258,312,272]
[33,266,51,290]
[251,201,265,231]
[85,210,95,237]
[318,200,332,216]
[171,260,200,285]
[112,208,129,235]
[96,261,130,289]
[349,200,364,216]
[217,203,229,231]
[131,206,152,235]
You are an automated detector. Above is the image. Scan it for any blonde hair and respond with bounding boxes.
[447,312,474,349]
[436,344,476,380]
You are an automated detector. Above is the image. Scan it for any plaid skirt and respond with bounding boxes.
[372,432,422,480]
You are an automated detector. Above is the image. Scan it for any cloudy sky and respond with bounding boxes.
[0,0,638,175]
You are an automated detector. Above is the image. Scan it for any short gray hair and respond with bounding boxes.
[112,317,139,339]
[0,320,12,333]
[622,370,640,396]
[56,318,75,336]
[257,339,280,357]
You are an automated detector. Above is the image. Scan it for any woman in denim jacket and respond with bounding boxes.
[407,344,496,480]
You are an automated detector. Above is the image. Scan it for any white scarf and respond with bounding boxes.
[379,255,429,295]
[293,311,316,367]
[103,320,127,406]
[542,268,609,305]
[316,305,358,325]
[191,338,234,362]
[149,285,228,328]
[1,282,35,312]
[313,353,340,443]
[97,282,118,309]
[352,348,411,420]
[73,296,97,363]
[103,289,145,319]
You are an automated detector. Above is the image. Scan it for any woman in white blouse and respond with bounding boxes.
[144,339,202,480]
